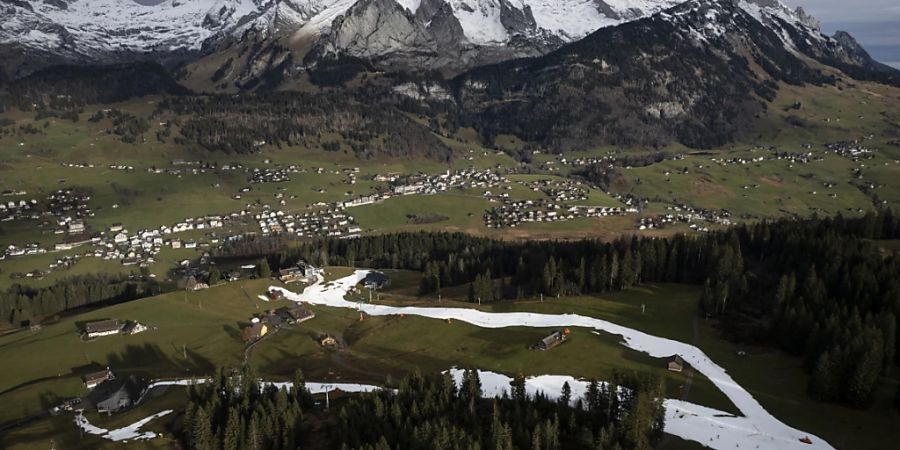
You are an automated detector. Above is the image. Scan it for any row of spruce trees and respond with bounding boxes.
[182,367,665,450]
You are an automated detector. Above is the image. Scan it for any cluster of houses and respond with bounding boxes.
[520,179,590,203]
[0,197,38,222]
[255,206,361,238]
[82,319,149,340]
[708,151,822,169]
[484,199,634,228]
[2,242,44,259]
[65,368,148,414]
[249,167,295,184]
[377,168,508,199]
[637,205,731,232]
[242,303,316,343]
[825,140,874,161]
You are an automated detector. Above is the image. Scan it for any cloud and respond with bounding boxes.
[781,0,900,24]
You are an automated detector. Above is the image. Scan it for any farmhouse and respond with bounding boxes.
[275,305,315,324]
[84,319,122,338]
[242,322,268,343]
[279,260,319,284]
[83,368,114,390]
[319,334,338,348]
[363,272,390,290]
[122,321,148,335]
[278,267,304,283]
[532,329,570,351]
[667,355,685,372]
[88,375,148,413]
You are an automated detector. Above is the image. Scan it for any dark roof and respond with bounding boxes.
[84,369,112,384]
[87,375,146,411]
[85,319,120,334]
[276,305,313,321]
[541,330,565,347]
[364,272,389,286]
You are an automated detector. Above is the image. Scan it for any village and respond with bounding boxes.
[2,139,892,280]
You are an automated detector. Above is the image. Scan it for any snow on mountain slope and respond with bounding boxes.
[0,0,330,77]
[2,0,259,53]
[526,0,681,40]
[1,0,871,84]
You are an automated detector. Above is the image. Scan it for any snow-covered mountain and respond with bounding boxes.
[0,0,890,83]
[0,0,685,78]
[449,0,898,152]
[0,0,319,78]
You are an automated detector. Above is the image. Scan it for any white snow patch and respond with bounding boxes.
[75,410,172,442]
[448,0,509,44]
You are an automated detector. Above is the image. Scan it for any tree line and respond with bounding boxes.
[0,273,161,327]
[181,367,665,450]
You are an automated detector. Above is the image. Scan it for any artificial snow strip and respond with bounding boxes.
[270,270,835,450]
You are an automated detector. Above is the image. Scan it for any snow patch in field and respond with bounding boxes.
[75,410,172,442]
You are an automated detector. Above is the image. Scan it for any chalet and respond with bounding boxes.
[84,368,114,390]
[318,334,338,347]
[242,323,268,343]
[278,267,304,283]
[667,355,685,372]
[84,319,121,339]
[89,375,147,413]
[531,329,570,351]
[122,321,148,335]
[363,272,390,290]
[279,260,319,284]
[185,276,209,291]
[68,219,85,234]
[266,288,285,300]
[275,305,315,324]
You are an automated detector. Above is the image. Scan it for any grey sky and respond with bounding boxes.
[782,0,900,65]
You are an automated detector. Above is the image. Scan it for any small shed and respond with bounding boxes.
[318,334,338,348]
[667,355,685,372]
[532,329,570,351]
[242,323,268,343]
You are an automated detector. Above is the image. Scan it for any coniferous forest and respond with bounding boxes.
[181,367,665,450]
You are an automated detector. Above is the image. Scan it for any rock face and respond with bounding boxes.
[0,0,320,78]
[0,0,682,78]
[451,0,900,152]
[832,30,898,74]
[0,0,895,88]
